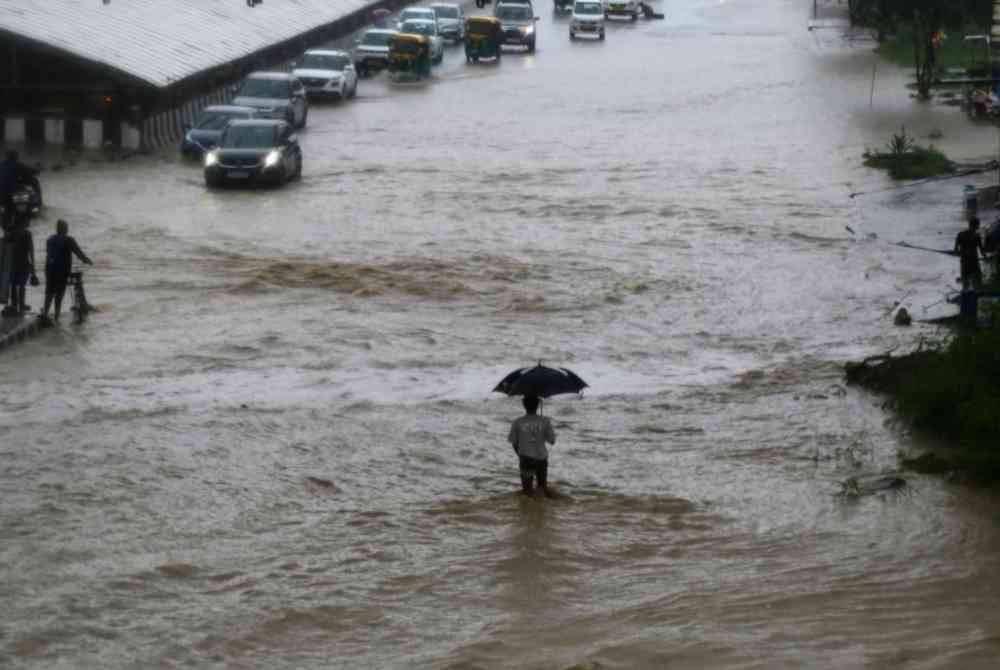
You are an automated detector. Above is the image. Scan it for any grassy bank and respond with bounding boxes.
[846,310,1000,481]
[863,145,954,180]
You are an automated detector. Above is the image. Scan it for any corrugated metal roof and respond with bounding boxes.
[0,0,373,89]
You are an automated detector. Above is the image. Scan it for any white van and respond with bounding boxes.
[570,0,605,40]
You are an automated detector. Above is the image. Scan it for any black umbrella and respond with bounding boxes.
[493,363,588,399]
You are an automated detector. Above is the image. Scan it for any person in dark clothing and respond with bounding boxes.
[955,217,987,290]
[42,219,92,321]
[7,220,36,315]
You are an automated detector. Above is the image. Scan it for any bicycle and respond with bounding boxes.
[68,271,91,324]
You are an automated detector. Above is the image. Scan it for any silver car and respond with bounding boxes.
[231,72,309,129]
[430,3,466,42]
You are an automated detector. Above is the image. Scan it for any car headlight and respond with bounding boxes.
[264,150,281,168]
[524,25,534,34]
[205,151,219,167]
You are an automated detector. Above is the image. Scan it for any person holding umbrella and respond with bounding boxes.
[508,395,556,497]
[495,363,588,498]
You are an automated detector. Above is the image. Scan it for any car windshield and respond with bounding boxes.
[361,31,395,46]
[402,20,435,36]
[195,111,248,130]
[299,54,350,70]
[497,5,532,20]
[238,78,289,98]
[575,1,602,12]
[433,6,459,18]
[401,9,433,20]
[221,125,277,149]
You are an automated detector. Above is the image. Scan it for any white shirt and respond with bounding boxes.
[508,414,556,460]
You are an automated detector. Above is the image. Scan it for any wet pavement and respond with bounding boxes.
[3,0,1000,667]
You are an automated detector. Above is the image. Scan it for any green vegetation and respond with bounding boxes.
[847,0,992,98]
[847,306,1000,482]
[877,28,988,74]
[863,127,954,180]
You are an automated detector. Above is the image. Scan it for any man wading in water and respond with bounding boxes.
[955,217,987,291]
[41,219,92,321]
[508,395,556,498]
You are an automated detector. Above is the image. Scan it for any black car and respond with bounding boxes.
[204,119,303,188]
[495,2,538,52]
[180,105,257,157]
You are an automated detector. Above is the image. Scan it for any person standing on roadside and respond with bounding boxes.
[7,219,36,315]
[508,395,557,498]
[955,217,987,291]
[0,150,18,231]
[41,219,92,321]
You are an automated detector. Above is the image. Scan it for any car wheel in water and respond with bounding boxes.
[569,31,575,40]
[528,40,535,53]
[599,30,605,40]
[631,10,638,20]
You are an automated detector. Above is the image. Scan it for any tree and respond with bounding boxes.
[911,6,943,99]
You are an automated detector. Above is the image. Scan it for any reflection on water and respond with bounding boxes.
[3,0,1000,667]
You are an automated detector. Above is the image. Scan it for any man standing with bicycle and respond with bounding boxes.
[41,219,92,322]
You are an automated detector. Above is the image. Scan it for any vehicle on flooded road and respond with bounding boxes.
[399,19,445,64]
[387,33,433,81]
[569,0,605,40]
[179,105,257,157]
[464,16,504,62]
[291,49,358,100]
[397,6,439,29]
[605,0,639,20]
[353,29,400,77]
[231,72,309,129]
[495,1,539,52]
[203,119,302,188]
[430,3,466,42]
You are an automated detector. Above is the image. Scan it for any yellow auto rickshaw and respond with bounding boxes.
[387,33,432,81]
[464,16,503,63]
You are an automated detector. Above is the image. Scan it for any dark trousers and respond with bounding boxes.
[518,455,548,492]
[44,272,69,317]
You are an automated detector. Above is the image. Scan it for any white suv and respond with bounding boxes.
[292,49,358,100]
[430,3,466,42]
[570,0,605,39]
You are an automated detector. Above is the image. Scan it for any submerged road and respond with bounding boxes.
[3,0,1000,667]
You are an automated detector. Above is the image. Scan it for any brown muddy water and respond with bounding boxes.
[3,0,1000,667]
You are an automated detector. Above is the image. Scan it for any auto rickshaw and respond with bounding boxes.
[387,33,432,81]
[464,16,503,63]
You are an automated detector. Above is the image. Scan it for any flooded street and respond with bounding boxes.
[4,0,1000,666]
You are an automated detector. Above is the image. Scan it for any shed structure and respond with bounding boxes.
[0,0,388,150]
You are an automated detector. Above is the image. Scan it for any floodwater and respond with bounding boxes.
[3,0,1000,667]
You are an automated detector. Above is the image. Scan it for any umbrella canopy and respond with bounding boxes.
[493,364,588,398]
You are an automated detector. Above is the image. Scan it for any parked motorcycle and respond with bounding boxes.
[1,180,43,227]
